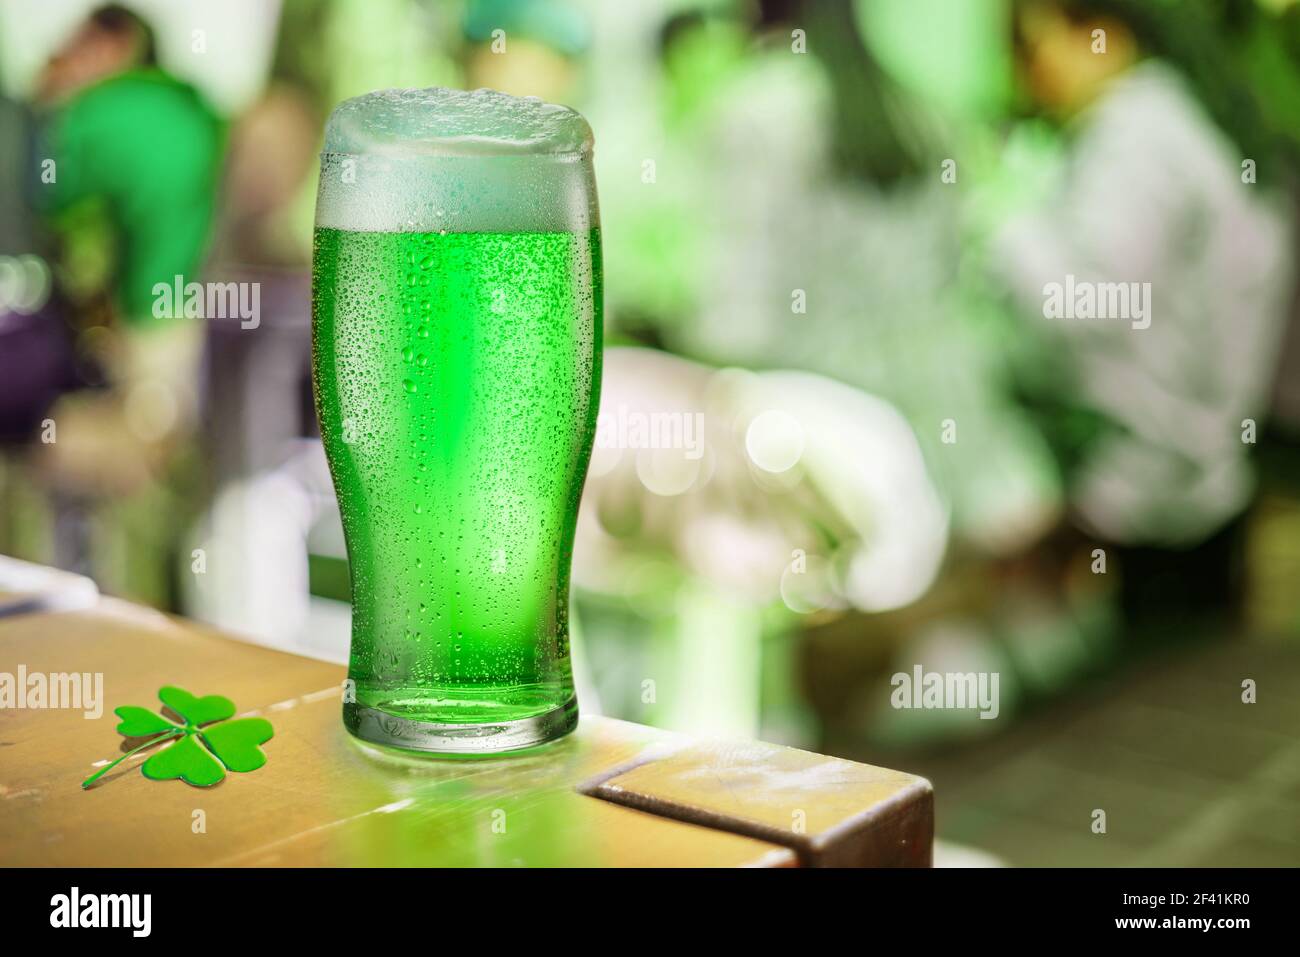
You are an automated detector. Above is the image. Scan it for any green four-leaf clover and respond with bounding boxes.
[82,686,274,789]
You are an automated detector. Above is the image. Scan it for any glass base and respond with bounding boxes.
[343,694,578,755]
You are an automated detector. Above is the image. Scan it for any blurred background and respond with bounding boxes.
[1,0,1299,866]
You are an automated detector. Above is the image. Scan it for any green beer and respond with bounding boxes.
[311,89,601,753]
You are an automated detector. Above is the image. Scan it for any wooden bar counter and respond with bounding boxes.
[0,563,932,868]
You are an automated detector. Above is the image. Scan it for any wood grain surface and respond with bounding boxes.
[0,589,930,867]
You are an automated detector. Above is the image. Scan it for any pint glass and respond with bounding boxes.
[311,89,601,753]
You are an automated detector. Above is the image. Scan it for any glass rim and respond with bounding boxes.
[318,145,593,163]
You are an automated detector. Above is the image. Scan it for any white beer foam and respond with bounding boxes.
[325,87,593,157]
[317,87,598,234]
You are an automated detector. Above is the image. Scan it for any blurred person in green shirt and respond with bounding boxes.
[34,4,222,494]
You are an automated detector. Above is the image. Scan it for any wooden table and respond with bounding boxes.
[0,568,932,867]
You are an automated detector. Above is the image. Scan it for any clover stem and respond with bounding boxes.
[81,729,184,789]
